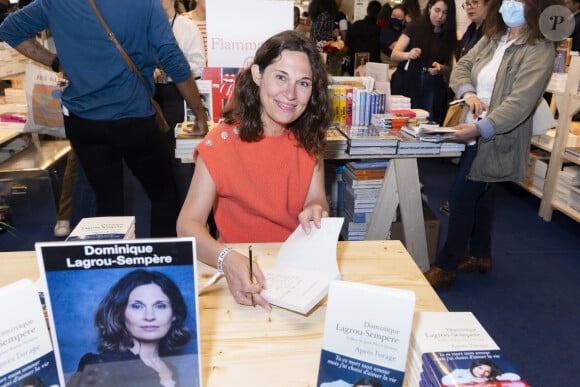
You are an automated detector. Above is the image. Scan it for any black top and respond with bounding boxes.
[346,15,381,72]
[67,351,180,387]
[456,21,484,60]
[572,12,580,53]
[379,22,404,57]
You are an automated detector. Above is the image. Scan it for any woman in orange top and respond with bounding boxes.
[177,30,333,309]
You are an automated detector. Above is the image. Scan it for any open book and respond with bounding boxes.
[260,217,344,314]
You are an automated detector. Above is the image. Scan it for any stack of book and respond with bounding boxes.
[66,216,136,241]
[526,149,550,189]
[174,121,209,163]
[555,165,580,208]
[325,127,349,158]
[338,125,398,156]
[407,311,529,387]
[402,124,458,142]
[564,146,580,160]
[389,130,442,155]
[390,95,411,110]
[341,160,388,240]
[371,113,409,131]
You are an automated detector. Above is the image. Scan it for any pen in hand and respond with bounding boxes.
[249,245,254,306]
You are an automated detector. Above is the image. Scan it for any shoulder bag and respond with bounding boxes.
[88,0,170,133]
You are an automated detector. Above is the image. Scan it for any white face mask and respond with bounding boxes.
[499,0,526,28]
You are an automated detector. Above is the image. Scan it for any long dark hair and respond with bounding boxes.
[308,0,339,20]
[95,270,191,354]
[414,0,457,65]
[222,30,331,158]
[485,0,564,43]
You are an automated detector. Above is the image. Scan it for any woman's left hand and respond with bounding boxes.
[298,204,329,235]
[453,123,480,143]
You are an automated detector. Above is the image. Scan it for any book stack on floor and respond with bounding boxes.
[341,160,389,240]
[66,216,135,241]
[555,165,580,209]
[338,125,399,156]
[407,311,529,387]
[325,126,349,158]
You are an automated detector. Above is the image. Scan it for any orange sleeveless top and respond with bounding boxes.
[195,123,316,242]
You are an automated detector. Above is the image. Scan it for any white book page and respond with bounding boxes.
[261,217,344,313]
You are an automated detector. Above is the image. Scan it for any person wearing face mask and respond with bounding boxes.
[424,0,558,287]
[379,4,407,69]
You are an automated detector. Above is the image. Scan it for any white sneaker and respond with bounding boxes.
[54,220,71,237]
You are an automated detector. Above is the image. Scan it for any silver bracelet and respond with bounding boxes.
[217,247,232,274]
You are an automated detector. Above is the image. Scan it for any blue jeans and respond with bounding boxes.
[64,112,179,237]
[436,143,495,271]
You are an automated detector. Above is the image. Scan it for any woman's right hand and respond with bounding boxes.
[407,47,421,60]
[464,94,488,119]
[222,250,271,310]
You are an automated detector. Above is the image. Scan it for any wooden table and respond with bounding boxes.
[0,241,446,386]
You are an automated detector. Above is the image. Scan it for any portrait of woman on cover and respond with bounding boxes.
[67,269,193,387]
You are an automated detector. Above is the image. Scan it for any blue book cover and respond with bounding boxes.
[35,238,202,387]
[421,350,529,387]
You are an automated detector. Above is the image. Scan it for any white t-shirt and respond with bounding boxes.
[171,15,205,79]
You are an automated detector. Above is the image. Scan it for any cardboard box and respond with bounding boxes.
[390,201,440,264]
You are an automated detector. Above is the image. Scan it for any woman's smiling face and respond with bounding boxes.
[251,50,313,134]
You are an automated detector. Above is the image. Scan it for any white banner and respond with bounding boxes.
[206,0,293,68]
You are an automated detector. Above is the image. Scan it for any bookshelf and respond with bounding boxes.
[535,56,580,222]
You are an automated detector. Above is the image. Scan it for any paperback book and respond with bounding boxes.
[34,238,202,387]
[421,350,529,387]
[65,216,135,241]
[261,217,344,314]
[0,279,60,387]
[406,312,530,387]
[317,281,416,387]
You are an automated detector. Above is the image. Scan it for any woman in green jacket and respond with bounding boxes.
[424,0,557,287]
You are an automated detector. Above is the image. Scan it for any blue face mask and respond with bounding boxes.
[499,0,526,28]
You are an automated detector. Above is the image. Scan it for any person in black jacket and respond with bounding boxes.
[346,0,381,75]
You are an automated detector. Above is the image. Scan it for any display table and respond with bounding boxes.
[0,240,446,387]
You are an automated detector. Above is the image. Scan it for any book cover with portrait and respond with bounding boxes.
[421,350,529,387]
[34,238,201,387]
[316,281,415,387]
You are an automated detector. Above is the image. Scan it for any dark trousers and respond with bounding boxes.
[436,144,495,271]
[64,112,179,237]
[413,73,447,124]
